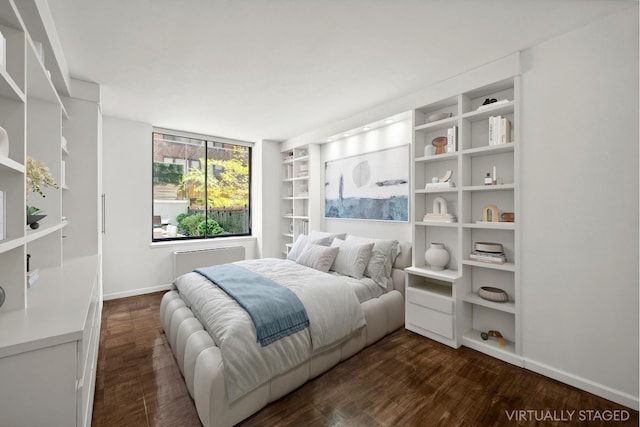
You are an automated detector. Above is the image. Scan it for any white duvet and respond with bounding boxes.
[173,258,366,401]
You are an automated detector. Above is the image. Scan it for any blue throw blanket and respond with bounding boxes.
[194,263,310,346]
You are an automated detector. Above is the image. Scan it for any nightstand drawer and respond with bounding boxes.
[406,287,453,314]
[406,303,454,339]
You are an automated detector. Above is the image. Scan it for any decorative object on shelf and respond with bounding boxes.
[423,196,457,222]
[425,170,455,190]
[424,243,450,271]
[26,156,59,197]
[478,286,509,302]
[470,241,506,264]
[423,144,436,157]
[500,212,514,222]
[26,206,46,230]
[488,115,511,145]
[477,99,509,111]
[324,145,409,221]
[0,126,8,157]
[484,173,492,185]
[427,112,452,123]
[0,285,5,308]
[479,204,500,223]
[481,330,506,348]
[289,222,294,233]
[431,136,448,155]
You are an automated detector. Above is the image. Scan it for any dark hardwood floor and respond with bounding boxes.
[92,292,638,426]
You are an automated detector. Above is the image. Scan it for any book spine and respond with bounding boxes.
[488,116,494,145]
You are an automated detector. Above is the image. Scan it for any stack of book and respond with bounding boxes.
[488,116,511,145]
[469,242,506,265]
[446,125,458,152]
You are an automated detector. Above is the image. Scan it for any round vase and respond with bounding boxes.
[425,243,449,271]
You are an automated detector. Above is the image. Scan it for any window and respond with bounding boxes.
[152,130,251,241]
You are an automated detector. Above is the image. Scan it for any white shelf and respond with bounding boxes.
[415,221,458,228]
[25,221,64,243]
[405,266,461,282]
[0,65,25,102]
[0,236,23,254]
[415,151,458,163]
[463,292,516,314]
[461,329,522,367]
[414,116,458,132]
[0,155,25,173]
[463,222,515,230]
[462,184,515,192]
[462,100,515,121]
[462,143,514,158]
[415,188,458,194]
[462,259,516,272]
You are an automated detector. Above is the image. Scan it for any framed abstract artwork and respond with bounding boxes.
[324,144,409,221]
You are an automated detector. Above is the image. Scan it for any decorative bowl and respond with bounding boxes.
[478,286,508,302]
[427,112,452,123]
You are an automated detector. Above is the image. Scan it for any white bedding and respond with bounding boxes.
[173,258,367,401]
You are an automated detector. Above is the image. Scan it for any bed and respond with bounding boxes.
[160,234,411,427]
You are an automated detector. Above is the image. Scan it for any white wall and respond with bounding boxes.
[520,8,638,406]
[320,119,413,241]
[101,116,257,299]
[252,139,282,258]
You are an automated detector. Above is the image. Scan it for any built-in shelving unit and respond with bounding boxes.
[0,1,102,425]
[280,144,319,256]
[406,76,521,366]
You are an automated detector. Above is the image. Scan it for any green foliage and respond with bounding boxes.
[197,218,224,236]
[153,162,184,185]
[177,212,205,236]
[176,212,226,237]
[181,146,249,209]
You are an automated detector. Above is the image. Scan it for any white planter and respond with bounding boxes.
[425,243,449,270]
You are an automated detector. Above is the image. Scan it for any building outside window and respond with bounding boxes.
[152,130,251,241]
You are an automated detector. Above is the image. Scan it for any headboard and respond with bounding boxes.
[391,241,412,298]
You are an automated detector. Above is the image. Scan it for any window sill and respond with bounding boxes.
[149,235,256,249]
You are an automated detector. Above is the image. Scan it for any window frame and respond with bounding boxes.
[151,127,253,242]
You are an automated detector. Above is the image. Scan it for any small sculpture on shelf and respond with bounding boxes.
[481,330,506,348]
[25,156,59,228]
[425,170,455,190]
[423,197,457,223]
[431,136,448,155]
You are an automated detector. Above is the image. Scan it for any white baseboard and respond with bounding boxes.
[524,358,639,410]
[103,283,173,301]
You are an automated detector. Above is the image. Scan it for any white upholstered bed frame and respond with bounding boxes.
[160,241,411,427]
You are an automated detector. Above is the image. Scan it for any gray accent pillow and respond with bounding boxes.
[287,234,331,261]
[330,239,374,279]
[345,236,399,289]
[296,244,340,273]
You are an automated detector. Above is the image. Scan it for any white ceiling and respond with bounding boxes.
[47,0,635,143]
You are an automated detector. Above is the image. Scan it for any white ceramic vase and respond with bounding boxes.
[425,243,449,271]
[0,126,8,157]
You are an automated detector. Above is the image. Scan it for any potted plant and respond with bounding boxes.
[26,156,58,229]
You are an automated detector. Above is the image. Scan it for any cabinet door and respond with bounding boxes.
[0,341,77,427]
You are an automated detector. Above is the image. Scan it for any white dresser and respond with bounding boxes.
[0,255,102,427]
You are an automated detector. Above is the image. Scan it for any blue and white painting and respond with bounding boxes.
[324,144,409,221]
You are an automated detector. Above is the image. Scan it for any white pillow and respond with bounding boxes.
[287,234,331,261]
[296,244,339,273]
[345,236,399,289]
[330,239,374,279]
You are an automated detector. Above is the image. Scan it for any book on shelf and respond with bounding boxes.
[488,116,511,145]
[446,125,458,153]
[469,250,506,264]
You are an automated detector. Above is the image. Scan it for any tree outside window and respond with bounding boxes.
[152,131,251,240]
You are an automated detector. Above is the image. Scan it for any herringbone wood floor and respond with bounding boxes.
[92,292,638,426]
